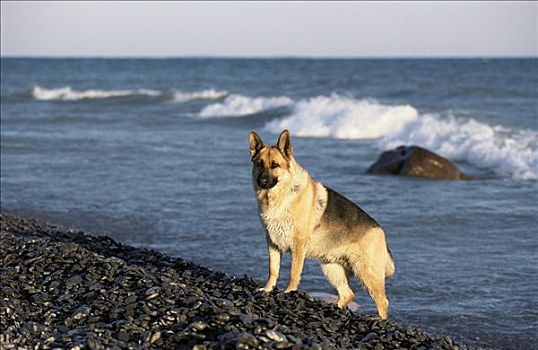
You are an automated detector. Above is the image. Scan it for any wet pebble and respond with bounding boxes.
[72,306,91,320]
[145,286,161,300]
[190,321,208,332]
[265,329,287,342]
[361,332,378,343]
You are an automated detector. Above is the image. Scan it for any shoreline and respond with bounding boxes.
[0,212,470,349]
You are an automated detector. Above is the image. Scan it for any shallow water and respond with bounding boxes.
[1,58,537,349]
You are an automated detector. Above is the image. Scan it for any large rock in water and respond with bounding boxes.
[367,145,467,180]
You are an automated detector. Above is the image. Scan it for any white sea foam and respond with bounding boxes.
[379,114,538,180]
[266,95,419,139]
[31,85,227,103]
[264,95,538,180]
[199,95,293,117]
[171,89,228,103]
[31,86,160,101]
[31,84,538,180]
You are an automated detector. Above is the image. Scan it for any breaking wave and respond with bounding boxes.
[31,86,160,101]
[198,95,293,117]
[379,114,538,180]
[263,95,538,180]
[28,85,538,180]
[30,85,227,103]
[266,95,419,139]
[171,89,228,103]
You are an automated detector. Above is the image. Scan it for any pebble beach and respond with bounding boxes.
[0,212,470,349]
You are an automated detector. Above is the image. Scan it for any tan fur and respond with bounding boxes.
[250,129,394,319]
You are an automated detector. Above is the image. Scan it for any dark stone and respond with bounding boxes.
[360,332,378,343]
[367,145,467,180]
[238,314,253,325]
[265,329,286,342]
[65,275,83,288]
[117,330,129,342]
[238,332,259,348]
[72,305,91,320]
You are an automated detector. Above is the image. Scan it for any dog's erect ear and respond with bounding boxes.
[277,129,293,158]
[249,130,264,159]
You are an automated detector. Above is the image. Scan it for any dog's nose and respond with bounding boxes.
[258,175,277,189]
[259,176,269,186]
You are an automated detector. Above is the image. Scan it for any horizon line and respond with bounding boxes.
[1,54,536,60]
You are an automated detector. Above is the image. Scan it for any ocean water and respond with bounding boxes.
[1,58,537,349]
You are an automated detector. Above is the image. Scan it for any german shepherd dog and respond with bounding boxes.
[249,129,395,319]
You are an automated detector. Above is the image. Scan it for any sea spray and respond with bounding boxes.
[29,85,538,180]
[171,89,228,103]
[31,85,161,101]
[261,94,538,180]
[199,94,293,117]
[380,114,538,180]
[265,95,418,139]
[30,85,227,103]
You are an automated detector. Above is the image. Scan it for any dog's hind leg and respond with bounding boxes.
[351,260,389,320]
[321,263,355,309]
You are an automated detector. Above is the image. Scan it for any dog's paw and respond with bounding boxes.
[283,287,297,294]
[257,286,274,293]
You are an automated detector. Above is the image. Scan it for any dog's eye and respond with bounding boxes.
[257,160,264,168]
[271,162,280,169]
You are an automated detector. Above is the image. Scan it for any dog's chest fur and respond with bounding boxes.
[262,216,294,251]
[258,190,296,251]
[257,178,327,253]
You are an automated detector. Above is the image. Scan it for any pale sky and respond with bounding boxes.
[1,1,536,57]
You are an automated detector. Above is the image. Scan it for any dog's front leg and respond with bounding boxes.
[285,240,306,293]
[258,238,281,293]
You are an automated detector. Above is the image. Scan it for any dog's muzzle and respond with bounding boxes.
[257,175,278,189]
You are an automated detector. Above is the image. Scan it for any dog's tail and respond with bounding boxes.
[385,245,395,278]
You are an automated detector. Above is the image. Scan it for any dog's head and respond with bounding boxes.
[249,129,293,190]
